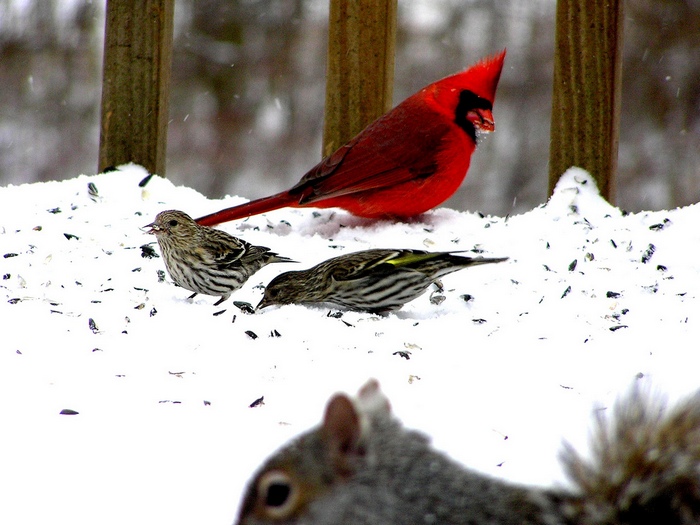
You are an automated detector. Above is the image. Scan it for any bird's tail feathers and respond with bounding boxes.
[464,256,509,266]
[196,191,300,227]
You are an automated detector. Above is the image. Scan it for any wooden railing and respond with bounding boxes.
[98,0,621,203]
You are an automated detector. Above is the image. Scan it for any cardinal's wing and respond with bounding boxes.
[290,99,455,204]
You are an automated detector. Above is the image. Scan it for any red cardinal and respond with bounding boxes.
[197,50,506,226]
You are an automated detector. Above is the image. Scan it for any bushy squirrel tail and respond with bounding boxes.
[557,388,700,525]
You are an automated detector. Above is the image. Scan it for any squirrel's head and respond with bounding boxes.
[235,380,391,524]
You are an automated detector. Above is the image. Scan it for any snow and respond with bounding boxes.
[1,164,699,525]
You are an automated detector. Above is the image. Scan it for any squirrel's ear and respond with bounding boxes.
[323,394,361,450]
[322,393,363,476]
[357,379,391,415]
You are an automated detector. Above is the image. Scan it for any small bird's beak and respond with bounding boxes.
[143,222,160,235]
[255,298,267,311]
[467,108,495,133]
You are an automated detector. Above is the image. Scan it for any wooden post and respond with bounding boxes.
[323,0,397,158]
[98,0,174,176]
[548,0,623,202]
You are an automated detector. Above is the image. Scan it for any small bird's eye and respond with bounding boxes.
[257,470,298,519]
[168,219,178,227]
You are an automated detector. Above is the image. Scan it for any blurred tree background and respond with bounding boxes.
[0,0,697,215]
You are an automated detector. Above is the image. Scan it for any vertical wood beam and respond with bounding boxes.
[323,0,397,158]
[98,0,174,176]
[548,0,623,202]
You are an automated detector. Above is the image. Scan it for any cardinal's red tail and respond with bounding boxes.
[195,191,299,226]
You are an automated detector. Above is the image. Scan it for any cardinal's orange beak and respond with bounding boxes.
[467,108,495,133]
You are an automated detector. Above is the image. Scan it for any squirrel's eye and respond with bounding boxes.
[168,219,178,227]
[265,481,290,507]
[257,470,298,518]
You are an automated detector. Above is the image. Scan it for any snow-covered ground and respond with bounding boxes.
[1,164,698,525]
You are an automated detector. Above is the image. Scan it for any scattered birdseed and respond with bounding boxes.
[138,173,155,187]
[649,219,670,231]
[249,396,264,408]
[429,291,445,305]
[641,244,656,263]
[234,301,255,314]
[140,244,159,258]
[87,182,100,201]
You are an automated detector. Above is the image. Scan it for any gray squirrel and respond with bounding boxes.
[235,379,700,525]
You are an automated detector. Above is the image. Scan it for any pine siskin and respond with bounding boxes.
[257,248,508,313]
[145,210,295,305]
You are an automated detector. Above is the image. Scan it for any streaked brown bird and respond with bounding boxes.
[146,210,295,305]
[257,248,507,313]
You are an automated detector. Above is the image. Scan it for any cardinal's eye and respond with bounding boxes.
[168,219,178,227]
[257,470,298,519]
